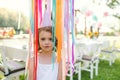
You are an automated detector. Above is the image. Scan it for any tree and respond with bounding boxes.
[107,0,120,19]
[0,8,30,33]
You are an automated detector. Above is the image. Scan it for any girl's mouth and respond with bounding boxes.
[44,46,50,48]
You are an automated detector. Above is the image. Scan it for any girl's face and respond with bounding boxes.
[39,30,53,53]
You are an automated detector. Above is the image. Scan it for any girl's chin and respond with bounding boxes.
[42,49,52,53]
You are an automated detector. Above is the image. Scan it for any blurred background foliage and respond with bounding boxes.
[0,8,30,34]
[107,0,120,19]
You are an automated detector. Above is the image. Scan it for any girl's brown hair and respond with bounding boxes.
[38,26,57,51]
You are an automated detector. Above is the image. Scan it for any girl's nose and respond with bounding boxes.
[45,40,50,44]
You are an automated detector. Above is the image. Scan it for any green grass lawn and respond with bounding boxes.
[67,58,120,80]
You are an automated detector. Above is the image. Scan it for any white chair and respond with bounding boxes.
[114,47,120,52]
[101,40,115,66]
[66,42,82,80]
[66,58,82,80]
[0,46,26,80]
[80,43,101,79]
[113,40,120,53]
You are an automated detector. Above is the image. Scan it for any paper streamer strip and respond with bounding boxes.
[27,0,34,80]
[34,0,39,80]
[32,0,34,17]
[52,0,56,68]
[66,0,70,64]
[71,0,74,65]
[29,0,34,33]
[26,29,33,80]
[64,0,70,75]
[70,0,74,69]
[56,0,63,62]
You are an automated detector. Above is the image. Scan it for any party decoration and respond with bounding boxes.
[85,10,93,17]
[98,22,102,28]
[27,0,41,80]
[26,0,35,80]
[92,15,98,21]
[52,0,56,67]
[64,0,70,77]
[64,0,70,62]
[40,0,52,27]
[56,0,63,62]
[27,0,77,80]
[94,31,99,38]
[34,0,39,80]
[103,12,108,17]
[70,0,75,69]
[29,0,34,33]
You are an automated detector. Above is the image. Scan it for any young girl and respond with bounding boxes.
[29,26,62,80]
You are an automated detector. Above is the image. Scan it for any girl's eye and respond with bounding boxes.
[49,38,52,41]
[41,38,45,41]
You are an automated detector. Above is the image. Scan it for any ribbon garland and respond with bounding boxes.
[56,0,63,62]
[66,0,70,64]
[29,0,34,33]
[71,0,74,67]
[27,0,34,80]
[69,0,75,71]
[64,0,70,74]
[28,0,76,79]
[52,0,56,67]
[34,0,39,80]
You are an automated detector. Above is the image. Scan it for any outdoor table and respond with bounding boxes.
[0,38,29,62]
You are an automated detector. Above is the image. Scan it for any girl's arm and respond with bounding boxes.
[57,60,62,80]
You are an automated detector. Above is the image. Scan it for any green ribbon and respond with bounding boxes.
[52,0,56,70]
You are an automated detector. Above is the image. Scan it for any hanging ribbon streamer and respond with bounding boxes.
[72,0,75,66]
[64,0,70,75]
[26,0,34,80]
[34,0,39,80]
[56,0,63,62]
[32,0,34,18]
[52,0,56,68]
[70,0,75,70]
[66,0,70,64]
[29,0,34,33]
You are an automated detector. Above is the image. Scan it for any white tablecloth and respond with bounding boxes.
[76,39,102,55]
[0,39,29,62]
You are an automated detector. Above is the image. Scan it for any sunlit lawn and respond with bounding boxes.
[66,53,120,80]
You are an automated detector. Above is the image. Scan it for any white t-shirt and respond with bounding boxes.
[37,63,58,80]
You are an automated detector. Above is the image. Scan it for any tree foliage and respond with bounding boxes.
[107,0,120,8]
[107,0,120,19]
[0,8,30,33]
